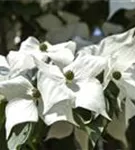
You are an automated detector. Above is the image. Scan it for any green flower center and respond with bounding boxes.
[32,88,41,98]
[112,71,122,80]
[64,70,74,81]
[39,43,47,51]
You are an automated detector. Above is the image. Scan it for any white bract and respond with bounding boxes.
[64,52,109,118]
[7,52,37,78]
[113,64,135,107]
[78,28,135,103]
[35,51,109,126]
[0,38,76,139]
[101,34,135,108]
[0,55,10,81]
[7,37,76,78]
[79,28,135,83]
[36,60,76,126]
[104,40,135,85]
[7,37,47,77]
[79,28,135,57]
[0,76,40,138]
[19,36,76,68]
[90,28,135,108]
[1,27,135,145]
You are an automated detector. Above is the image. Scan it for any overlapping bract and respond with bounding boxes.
[1,27,135,139]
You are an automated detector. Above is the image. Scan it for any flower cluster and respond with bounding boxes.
[1,27,135,147]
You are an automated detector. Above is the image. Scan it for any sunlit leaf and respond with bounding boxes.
[7,123,32,150]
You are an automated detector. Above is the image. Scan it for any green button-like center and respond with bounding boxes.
[64,70,74,81]
[39,43,47,51]
[112,71,122,80]
[32,88,41,98]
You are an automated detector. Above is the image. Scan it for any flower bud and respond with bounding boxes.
[39,43,47,51]
[64,70,74,81]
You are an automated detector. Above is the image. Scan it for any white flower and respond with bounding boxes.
[113,64,135,107]
[102,39,135,108]
[36,61,76,126]
[78,28,135,104]
[19,37,48,61]
[64,53,109,118]
[7,51,37,78]
[0,55,10,81]
[104,38,135,84]
[19,36,76,68]
[79,27,135,57]
[7,37,47,77]
[78,28,135,87]
[35,52,109,126]
[6,37,76,77]
[0,76,40,138]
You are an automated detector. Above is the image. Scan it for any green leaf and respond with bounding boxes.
[7,123,32,150]
[73,108,107,149]
[104,81,120,117]
[0,122,8,150]
[96,71,104,84]
[0,96,7,150]
[74,127,89,150]
[107,108,127,146]
[73,107,92,125]
[0,97,6,130]
[24,119,48,150]
[87,116,107,148]
[105,80,119,98]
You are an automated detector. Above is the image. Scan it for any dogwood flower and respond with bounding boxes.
[103,41,135,107]
[63,53,109,118]
[19,36,76,68]
[35,52,109,126]
[78,28,135,104]
[104,38,135,83]
[7,37,76,78]
[0,74,76,139]
[0,76,39,138]
[7,37,47,77]
[79,27,135,57]
[78,28,135,87]
[36,61,76,125]
[19,37,48,61]
[112,64,135,107]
